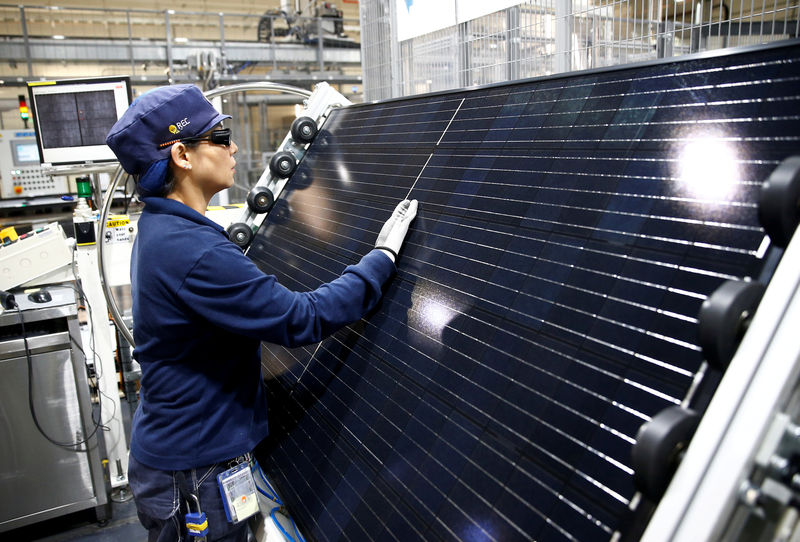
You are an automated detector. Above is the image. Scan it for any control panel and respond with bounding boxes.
[0,129,68,199]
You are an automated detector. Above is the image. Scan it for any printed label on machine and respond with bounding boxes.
[103,215,134,244]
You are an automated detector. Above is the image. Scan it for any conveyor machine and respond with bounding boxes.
[243,39,800,542]
[222,82,352,250]
[100,40,800,541]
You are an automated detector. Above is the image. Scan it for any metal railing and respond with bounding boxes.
[0,4,362,87]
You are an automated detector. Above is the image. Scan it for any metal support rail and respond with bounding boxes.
[97,81,314,348]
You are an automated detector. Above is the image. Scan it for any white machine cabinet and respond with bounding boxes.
[0,284,108,532]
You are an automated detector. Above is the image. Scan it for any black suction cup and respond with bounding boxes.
[291,116,318,144]
[247,187,275,214]
[269,151,297,178]
[632,406,700,502]
[698,280,765,370]
[758,155,800,248]
[227,222,254,249]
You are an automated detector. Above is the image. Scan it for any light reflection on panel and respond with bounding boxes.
[250,42,800,541]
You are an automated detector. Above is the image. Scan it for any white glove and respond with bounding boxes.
[375,199,418,263]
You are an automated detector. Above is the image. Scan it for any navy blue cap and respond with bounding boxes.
[105,84,231,195]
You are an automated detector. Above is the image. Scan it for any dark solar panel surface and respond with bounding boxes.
[249,41,800,541]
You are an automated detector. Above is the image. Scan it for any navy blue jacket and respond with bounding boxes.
[130,197,394,470]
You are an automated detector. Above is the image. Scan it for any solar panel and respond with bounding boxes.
[248,40,800,541]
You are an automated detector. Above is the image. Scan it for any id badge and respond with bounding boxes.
[217,463,259,524]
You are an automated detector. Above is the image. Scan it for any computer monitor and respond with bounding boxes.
[27,76,132,167]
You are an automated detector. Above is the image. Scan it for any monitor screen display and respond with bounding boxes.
[12,141,40,165]
[27,76,132,166]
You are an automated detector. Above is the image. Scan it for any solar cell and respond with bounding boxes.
[250,41,800,541]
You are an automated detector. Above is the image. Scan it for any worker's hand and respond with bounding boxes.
[375,199,418,263]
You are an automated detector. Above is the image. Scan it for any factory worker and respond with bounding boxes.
[105,84,417,542]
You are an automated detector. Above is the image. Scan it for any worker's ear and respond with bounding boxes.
[170,142,192,171]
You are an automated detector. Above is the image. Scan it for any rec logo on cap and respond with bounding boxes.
[169,117,191,134]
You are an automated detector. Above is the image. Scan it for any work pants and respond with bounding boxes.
[128,453,250,542]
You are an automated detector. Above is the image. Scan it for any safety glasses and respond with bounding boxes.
[180,128,232,147]
[160,128,232,148]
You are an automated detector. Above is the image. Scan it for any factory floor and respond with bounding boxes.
[6,497,147,541]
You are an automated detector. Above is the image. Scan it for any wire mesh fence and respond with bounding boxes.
[360,0,800,101]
